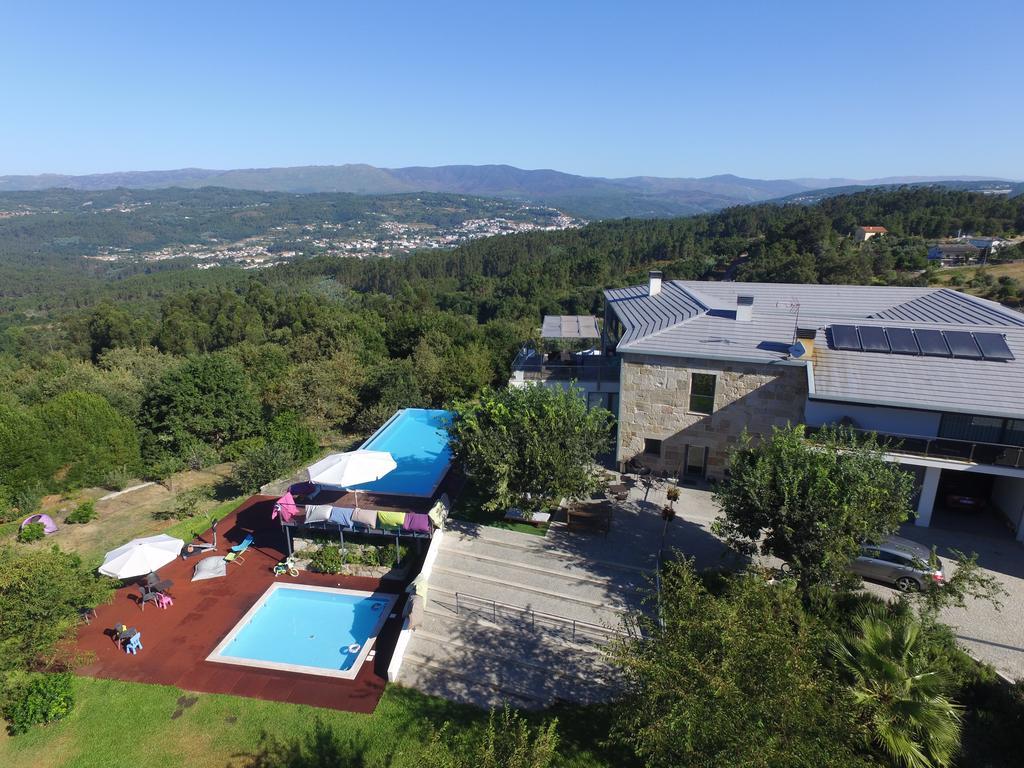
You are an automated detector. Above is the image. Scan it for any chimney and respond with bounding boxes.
[736,295,754,322]
[648,270,663,296]
[792,327,817,358]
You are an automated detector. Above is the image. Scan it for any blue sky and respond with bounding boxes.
[2,1,1021,179]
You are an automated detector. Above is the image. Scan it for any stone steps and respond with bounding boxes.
[441,532,651,587]
[400,623,619,708]
[427,569,629,630]
[420,599,616,657]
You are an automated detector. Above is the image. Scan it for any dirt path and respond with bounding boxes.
[13,463,235,563]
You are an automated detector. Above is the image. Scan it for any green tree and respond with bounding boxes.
[712,426,914,596]
[140,353,260,458]
[610,559,870,768]
[0,545,112,676]
[36,391,141,487]
[449,384,613,512]
[833,607,963,768]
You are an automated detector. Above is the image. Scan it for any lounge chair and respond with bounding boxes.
[223,534,253,565]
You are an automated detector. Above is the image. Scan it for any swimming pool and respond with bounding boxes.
[353,408,454,498]
[206,584,398,679]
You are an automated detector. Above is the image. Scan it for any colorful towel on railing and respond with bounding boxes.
[304,504,333,524]
[351,508,378,528]
[376,511,406,531]
[329,506,355,527]
[403,512,430,533]
[272,492,300,523]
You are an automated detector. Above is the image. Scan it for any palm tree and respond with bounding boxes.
[832,608,962,768]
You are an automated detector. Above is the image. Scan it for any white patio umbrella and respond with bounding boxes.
[305,450,397,504]
[99,534,184,579]
[304,449,398,554]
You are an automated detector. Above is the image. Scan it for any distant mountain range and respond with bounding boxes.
[0,164,1016,219]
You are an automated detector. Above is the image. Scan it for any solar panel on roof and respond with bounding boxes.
[974,332,1015,361]
[830,325,861,351]
[885,327,920,355]
[944,331,983,359]
[915,329,951,357]
[858,326,890,353]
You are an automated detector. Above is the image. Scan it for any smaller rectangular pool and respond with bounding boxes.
[207,584,398,679]
[353,408,454,498]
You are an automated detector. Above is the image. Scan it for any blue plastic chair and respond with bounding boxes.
[230,534,254,554]
[124,632,143,655]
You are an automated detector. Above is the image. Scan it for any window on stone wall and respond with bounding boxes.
[643,438,662,456]
[689,373,716,415]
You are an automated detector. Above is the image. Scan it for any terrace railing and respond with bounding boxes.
[452,591,627,646]
[805,426,1024,470]
[510,351,621,386]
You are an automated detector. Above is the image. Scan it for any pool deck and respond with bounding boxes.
[74,496,408,713]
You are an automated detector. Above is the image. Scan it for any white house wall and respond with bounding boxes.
[991,475,1024,541]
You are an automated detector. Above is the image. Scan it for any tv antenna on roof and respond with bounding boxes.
[776,298,801,342]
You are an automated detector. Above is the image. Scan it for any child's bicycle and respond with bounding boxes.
[273,555,299,577]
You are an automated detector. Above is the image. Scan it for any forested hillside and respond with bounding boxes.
[1,187,1023,522]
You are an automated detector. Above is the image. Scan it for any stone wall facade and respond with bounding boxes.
[616,353,808,479]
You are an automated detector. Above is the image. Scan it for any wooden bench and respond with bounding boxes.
[504,508,552,526]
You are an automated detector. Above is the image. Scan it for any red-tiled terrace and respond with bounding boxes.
[75,496,411,713]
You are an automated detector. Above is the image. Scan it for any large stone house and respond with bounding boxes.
[513,272,1024,539]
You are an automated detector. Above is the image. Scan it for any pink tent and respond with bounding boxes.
[272,492,300,523]
[21,513,58,534]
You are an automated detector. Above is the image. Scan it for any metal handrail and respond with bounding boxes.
[452,591,626,645]
[806,425,1024,469]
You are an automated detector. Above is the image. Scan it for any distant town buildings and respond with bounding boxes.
[854,225,888,242]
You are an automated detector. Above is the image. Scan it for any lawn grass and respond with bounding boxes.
[0,677,624,768]
[450,482,549,536]
[162,495,248,542]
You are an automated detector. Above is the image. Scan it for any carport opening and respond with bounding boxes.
[930,470,1019,540]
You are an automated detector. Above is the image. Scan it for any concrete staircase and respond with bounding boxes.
[396,523,650,709]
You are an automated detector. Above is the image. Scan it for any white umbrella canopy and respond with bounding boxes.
[99,534,184,579]
[305,450,397,489]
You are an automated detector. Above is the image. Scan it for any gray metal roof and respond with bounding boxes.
[540,315,601,339]
[604,279,1024,419]
[604,281,707,346]
[869,289,1024,327]
[811,321,1024,419]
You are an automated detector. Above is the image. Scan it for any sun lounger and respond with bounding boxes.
[230,533,254,553]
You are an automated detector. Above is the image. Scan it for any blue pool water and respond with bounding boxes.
[353,408,454,498]
[216,587,393,672]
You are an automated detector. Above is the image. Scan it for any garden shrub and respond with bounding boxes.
[3,672,75,735]
[102,465,134,491]
[309,545,344,574]
[65,501,97,524]
[17,523,45,543]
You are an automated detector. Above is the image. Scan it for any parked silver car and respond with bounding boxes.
[851,535,944,592]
